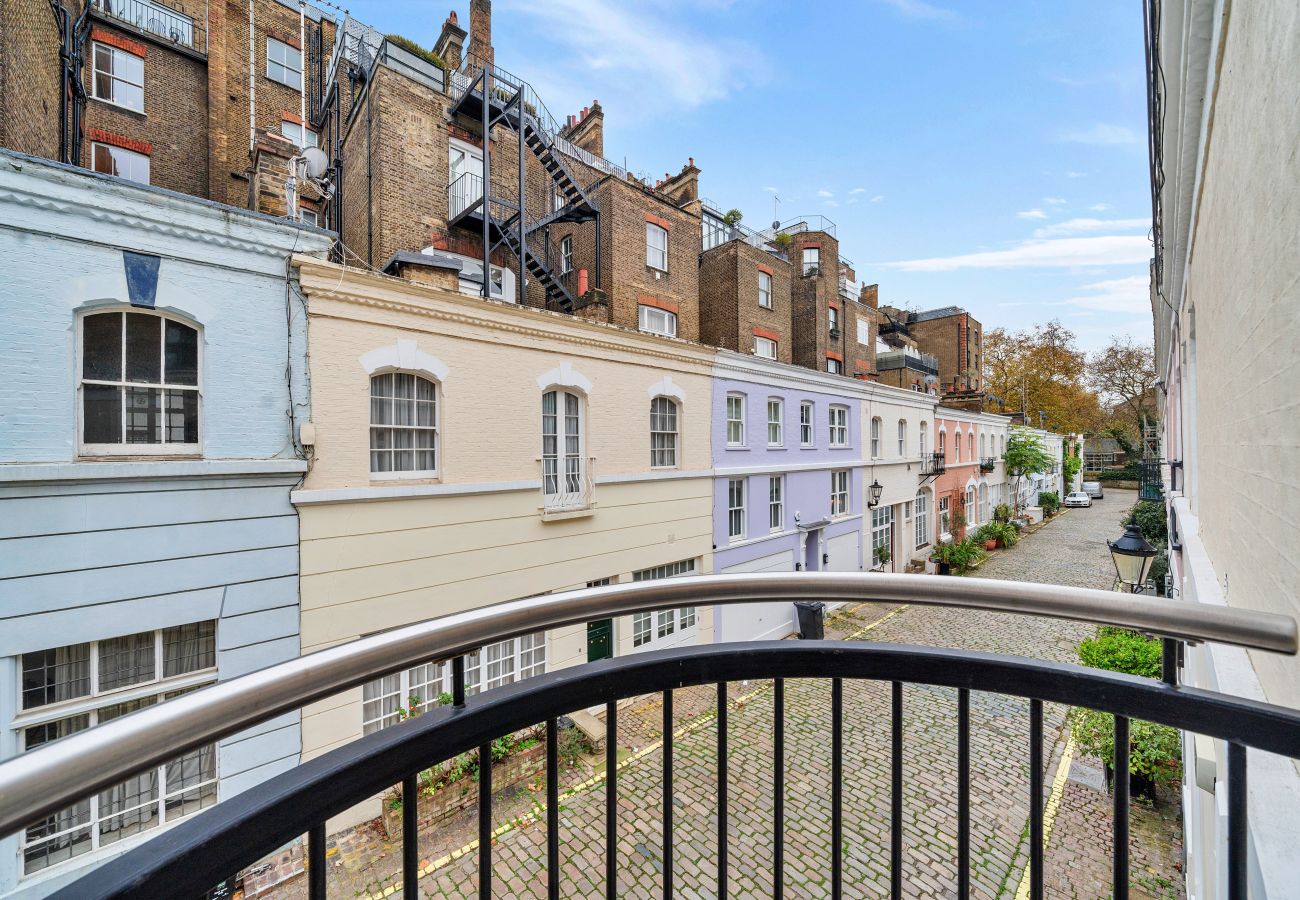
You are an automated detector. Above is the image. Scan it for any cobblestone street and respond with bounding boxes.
[265,499,1183,899]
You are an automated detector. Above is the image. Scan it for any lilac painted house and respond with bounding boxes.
[711,351,866,642]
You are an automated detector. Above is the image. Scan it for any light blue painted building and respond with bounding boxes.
[710,351,866,642]
[0,150,332,897]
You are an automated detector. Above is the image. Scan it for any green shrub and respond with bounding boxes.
[973,523,999,543]
[386,34,446,70]
[1078,627,1162,678]
[932,538,987,572]
[993,503,1012,523]
[1092,465,1141,481]
[1128,500,1168,546]
[1038,491,1060,514]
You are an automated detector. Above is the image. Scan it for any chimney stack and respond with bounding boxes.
[563,100,604,156]
[468,0,493,67]
[433,10,466,71]
[860,283,879,309]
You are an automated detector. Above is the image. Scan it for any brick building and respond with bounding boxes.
[698,225,794,364]
[878,304,983,397]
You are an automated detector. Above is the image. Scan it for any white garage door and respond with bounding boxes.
[718,550,796,643]
[823,531,861,610]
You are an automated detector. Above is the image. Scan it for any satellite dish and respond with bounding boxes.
[302,147,329,179]
[772,220,780,230]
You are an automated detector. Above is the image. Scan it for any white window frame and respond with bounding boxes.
[829,406,849,448]
[728,478,746,540]
[90,141,150,184]
[638,304,677,337]
[18,625,218,876]
[650,396,678,468]
[856,319,869,345]
[828,306,840,334]
[802,246,820,276]
[78,309,200,456]
[939,495,951,535]
[755,336,777,359]
[767,398,784,447]
[871,506,893,565]
[869,416,881,457]
[800,401,814,447]
[646,221,668,271]
[91,42,144,113]
[898,419,907,456]
[631,560,697,648]
[914,491,930,549]
[369,372,439,480]
[542,389,586,506]
[919,421,928,456]
[560,235,573,274]
[266,37,303,89]
[725,393,745,447]
[827,358,843,375]
[831,469,850,517]
[769,475,784,532]
[758,270,772,308]
[281,119,319,149]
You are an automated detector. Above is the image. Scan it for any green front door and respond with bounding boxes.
[586,619,613,662]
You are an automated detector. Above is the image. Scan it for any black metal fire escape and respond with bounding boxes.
[447,57,599,312]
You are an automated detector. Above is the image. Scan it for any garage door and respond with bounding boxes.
[718,550,796,643]
[823,531,862,610]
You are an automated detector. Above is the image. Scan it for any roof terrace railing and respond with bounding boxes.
[2,574,1296,899]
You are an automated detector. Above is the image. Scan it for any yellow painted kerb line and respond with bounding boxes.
[363,602,912,897]
[1013,735,1077,900]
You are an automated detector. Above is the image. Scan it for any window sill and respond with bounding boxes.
[90,96,146,117]
[541,506,596,522]
[724,445,749,451]
[766,445,787,451]
[77,450,202,461]
[370,472,440,484]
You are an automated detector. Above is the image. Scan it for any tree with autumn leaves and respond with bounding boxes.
[984,321,1104,434]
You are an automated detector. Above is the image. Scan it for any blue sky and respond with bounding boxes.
[339,0,1154,350]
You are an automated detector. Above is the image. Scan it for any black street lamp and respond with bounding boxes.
[868,480,884,508]
[1108,520,1158,593]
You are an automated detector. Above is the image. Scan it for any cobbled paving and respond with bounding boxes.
[263,501,1183,898]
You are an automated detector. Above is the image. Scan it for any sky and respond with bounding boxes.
[334,0,1155,351]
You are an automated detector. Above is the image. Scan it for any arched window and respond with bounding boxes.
[897,419,907,456]
[980,434,986,458]
[1000,435,1006,457]
[543,389,584,500]
[914,490,929,549]
[919,420,928,455]
[650,396,679,467]
[979,483,989,523]
[81,310,200,451]
[370,372,438,476]
[965,485,976,525]
[968,432,975,459]
[938,429,946,457]
[870,416,882,457]
[954,430,962,462]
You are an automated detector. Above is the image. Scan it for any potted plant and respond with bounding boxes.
[873,545,891,569]
[974,523,999,551]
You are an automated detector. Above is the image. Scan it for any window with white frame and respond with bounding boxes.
[281,119,319,149]
[939,429,946,458]
[81,311,198,451]
[645,222,668,271]
[939,495,951,535]
[755,336,777,359]
[299,206,319,226]
[728,478,746,540]
[542,389,584,499]
[758,271,772,308]
[869,416,881,457]
[650,396,678,468]
[92,43,144,113]
[871,506,893,564]
[898,419,907,456]
[769,475,784,531]
[829,406,849,448]
[266,37,302,89]
[955,431,962,463]
[638,304,677,337]
[830,469,849,517]
[965,486,976,524]
[828,306,839,335]
[466,633,547,696]
[725,394,745,446]
[980,433,987,458]
[369,372,437,477]
[91,142,150,184]
[914,490,930,549]
[919,420,928,455]
[19,624,218,875]
[857,320,869,345]
[802,246,820,276]
[800,401,814,446]
[827,358,843,375]
[631,559,697,647]
[968,433,975,460]
[979,483,989,523]
[1000,435,1006,457]
[767,398,783,446]
[560,235,573,274]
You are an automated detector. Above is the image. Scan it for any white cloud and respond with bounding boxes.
[849,187,867,195]
[505,0,768,121]
[1056,123,1140,146]
[1058,275,1151,314]
[871,195,885,203]
[763,186,780,194]
[1088,203,1109,211]
[817,189,834,198]
[1017,208,1049,220]
[879,235,1152,272]
[1033,217,1148,238]
[1043,197,1066,205]
[1066,171,1088,178]
[878,0,959,22]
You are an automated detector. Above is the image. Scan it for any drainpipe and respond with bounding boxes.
[48,1,69,162]
[68,3,91,167]
[248,0,256,153]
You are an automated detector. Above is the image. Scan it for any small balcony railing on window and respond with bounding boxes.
[979,457,997,473]
[920,451,946,477]
[540,455,594,514]
[91,0,202,51]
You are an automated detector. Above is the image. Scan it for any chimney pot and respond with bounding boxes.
[688,156,694,167]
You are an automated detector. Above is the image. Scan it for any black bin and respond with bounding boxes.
[795,601,826,640]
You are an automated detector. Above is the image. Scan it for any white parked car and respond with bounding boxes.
[1082,481,1104,499]
[1064,491,1093,508]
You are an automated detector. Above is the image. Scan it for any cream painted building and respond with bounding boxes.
[861,384,942,572]
[1152,2,1300,896]
[290,258,717,816]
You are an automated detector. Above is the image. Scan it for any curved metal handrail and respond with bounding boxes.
[0,572,1294,837]
[56,641,1300,899]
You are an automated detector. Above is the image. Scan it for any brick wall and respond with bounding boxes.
[789,230,839,373]
[699,240,793,362]
[909,311,983,393]
[0,0,62,161]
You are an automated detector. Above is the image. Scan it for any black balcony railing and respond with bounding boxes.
[1139,458,1165,501]
[91,0,202,51]
[920,451,946,476]
[3,575,1297,900]
[980,456,997,472]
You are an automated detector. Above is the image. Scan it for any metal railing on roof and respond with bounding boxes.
[700,201,789,259]
[90,0,202,51]
[776,214,837,238]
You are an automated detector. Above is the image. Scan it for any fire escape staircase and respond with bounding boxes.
[447,59,599,313]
